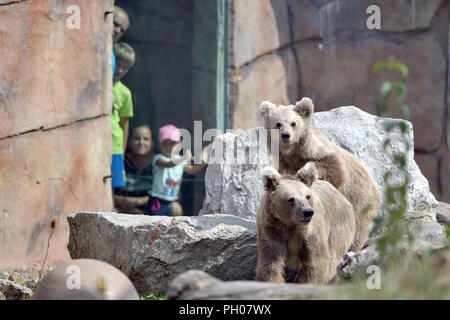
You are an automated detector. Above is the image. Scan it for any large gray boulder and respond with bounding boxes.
[199,128,272,220]
[314,106,438,219]
[67,213,257,294]
[200,107,443,239]
[437,202,450,226]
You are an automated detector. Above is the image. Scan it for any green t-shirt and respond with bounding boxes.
[112,81,134,155]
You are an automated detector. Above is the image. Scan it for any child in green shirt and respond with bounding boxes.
[111,42,135,188]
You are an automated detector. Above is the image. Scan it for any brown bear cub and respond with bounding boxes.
[259,98,378,252]
[256,166,355,284]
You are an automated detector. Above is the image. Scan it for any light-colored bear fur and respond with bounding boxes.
[256,166,355,284]
[259,98,378,252]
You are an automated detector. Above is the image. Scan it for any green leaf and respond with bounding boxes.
[377,104,389,117]
[403,140,412,152]
[381,82,393,99]
[374,57,409,76]
[383,139,391,150]
[399,104,410,120]
[383,121,398,132]
[393,155,406,169]
[393,82,407,102]
[397,185,407,197]
[373,60,388,74]
[140,292,167,300]
[398,122,408,133]
[383,172,392,183]
[391,60,409,77]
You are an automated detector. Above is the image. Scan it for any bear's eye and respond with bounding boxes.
[276,122,281,128]
[288,198,295,203]
[291,122,296,127]
[306,195,311,200]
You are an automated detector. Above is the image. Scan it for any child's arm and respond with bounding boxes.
[184,147,208,175]
[120,117,130,154]
[155,158,181,168]
[155,149,191,168]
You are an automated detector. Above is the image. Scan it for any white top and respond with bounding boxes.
[150,154,186,201]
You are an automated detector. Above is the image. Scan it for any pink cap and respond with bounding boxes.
[158,124,181,143]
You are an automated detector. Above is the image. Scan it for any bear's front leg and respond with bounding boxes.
[256,231,287,283]
[297,248,331,285]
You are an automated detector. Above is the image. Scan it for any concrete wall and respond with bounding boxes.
[227,0,450,202]
[0,0,113,270]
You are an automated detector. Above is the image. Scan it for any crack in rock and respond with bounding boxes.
[0,0,27,6]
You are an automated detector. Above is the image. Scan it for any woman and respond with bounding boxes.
[113,124,154,214]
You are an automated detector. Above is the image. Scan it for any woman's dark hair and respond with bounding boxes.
[125,123,153,154]
[132,123,152,133]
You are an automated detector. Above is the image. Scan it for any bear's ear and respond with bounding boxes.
[259,101,276,119]
[294,97,314,118]
[296,162,318,187]
[262,166,281,191]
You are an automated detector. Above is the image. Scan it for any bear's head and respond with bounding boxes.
[259,98,314,153]
[262,165,318,225]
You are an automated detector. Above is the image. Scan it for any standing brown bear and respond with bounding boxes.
[256,166,355,284]
[259,98,378,252]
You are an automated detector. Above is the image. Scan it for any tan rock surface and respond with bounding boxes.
[227,0,448,203]
[232,48,299,129]
[287,0,322,42]
[415,153,439,198]
[0,0,111,139]
[441,147,450,203]
[0,0,113,270]
[294,33,446,152]
[306,0,443,37]
[0,117,112,270]
[231,0,291,68]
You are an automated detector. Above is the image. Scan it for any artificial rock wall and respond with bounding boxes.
[227,0,450,202]
[0,0,114,270]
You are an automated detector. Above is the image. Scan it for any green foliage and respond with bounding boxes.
[372,56,409,77]
[372,56,411,264]
[332,250,450,299]
[374,56,410,120]
[140,292,167,300]
[445,226,450,247]
[326,57,450,299]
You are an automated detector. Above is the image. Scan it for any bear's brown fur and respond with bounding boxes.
[256,166,355,284]
[259,98,378,252]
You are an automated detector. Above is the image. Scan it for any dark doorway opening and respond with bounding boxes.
[115,0,227,215]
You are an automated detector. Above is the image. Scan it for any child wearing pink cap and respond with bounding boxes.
[148,124,206,216]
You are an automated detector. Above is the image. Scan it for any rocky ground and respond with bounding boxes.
[0,269,40,300]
